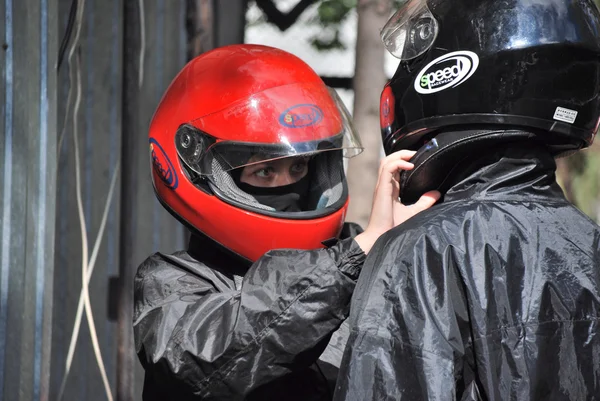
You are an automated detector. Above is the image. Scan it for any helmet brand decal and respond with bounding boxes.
[149,138,179,190]
[415,51,479,94]
[279,104,323,128]
[553,106,578,124]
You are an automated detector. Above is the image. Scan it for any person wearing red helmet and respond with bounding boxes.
[134,44,439,400]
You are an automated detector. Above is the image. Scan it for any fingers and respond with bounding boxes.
[373,159,411,199]
[391,171,400,200]
[408,190,442,212]
[388,149,417,162]
[392,190,441,227]
[378,159,414,179]
[374,150,419,203]
[378,150,417,174]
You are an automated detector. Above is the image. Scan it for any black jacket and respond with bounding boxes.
[334,144,600,401]
[134,223,364,400]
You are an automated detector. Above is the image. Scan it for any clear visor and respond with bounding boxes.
[381,0,438,60]
[176,88,363,175]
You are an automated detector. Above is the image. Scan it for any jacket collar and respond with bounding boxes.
[442,142,567,203]
[187,232,252,277]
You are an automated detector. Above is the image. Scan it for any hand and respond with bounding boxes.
[354,150,441,254]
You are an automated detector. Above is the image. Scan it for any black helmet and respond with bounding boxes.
[380,0,600,156]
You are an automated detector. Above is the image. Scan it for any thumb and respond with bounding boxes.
[408,190,441,213]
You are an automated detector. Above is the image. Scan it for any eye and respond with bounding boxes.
[290,160,308,175]
[255,167,274,178]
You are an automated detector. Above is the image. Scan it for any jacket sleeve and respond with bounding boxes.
[341,222,363,238]
[334,228,472,401]
[134,237,365,400]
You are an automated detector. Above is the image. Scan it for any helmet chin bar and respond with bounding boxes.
[398,129,540,205]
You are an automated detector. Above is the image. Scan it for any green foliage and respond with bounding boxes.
[557,143,600,222]
[317,0,356,24]
[308,0,406,51]
[308,0,356,51]
[571,148,600,222]
[568,152,587,175]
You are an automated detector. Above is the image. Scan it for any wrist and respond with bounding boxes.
[354,232,377,254]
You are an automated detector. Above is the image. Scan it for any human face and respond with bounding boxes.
[239,155,310,187]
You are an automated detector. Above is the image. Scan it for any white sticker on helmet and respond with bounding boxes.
[414,51,480,95]
[553,106,578,124]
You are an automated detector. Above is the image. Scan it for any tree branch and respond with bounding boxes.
[321,76,353,90]
[255,0,319,31]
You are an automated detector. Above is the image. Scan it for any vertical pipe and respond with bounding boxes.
[213,0,246,46]
[35,0,52,397]
[0,0,14,395]
[117,1,140,400]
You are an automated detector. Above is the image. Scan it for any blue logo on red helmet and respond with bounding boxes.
[149,138,178,190]
[279,104,323,128]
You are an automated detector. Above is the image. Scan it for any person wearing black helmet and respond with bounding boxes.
[334,0,600,399]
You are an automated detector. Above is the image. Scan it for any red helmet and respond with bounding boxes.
[149,44,363,261]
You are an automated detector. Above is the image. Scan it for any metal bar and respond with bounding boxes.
[34,1,52,398]
[117,0,141,399]
[213,0,247,45]
[0,0,57,400]
[0,0,14,396]
[320,76,353,90]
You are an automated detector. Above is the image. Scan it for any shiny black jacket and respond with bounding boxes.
[335,145,600,401]
[134,224,364,401]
